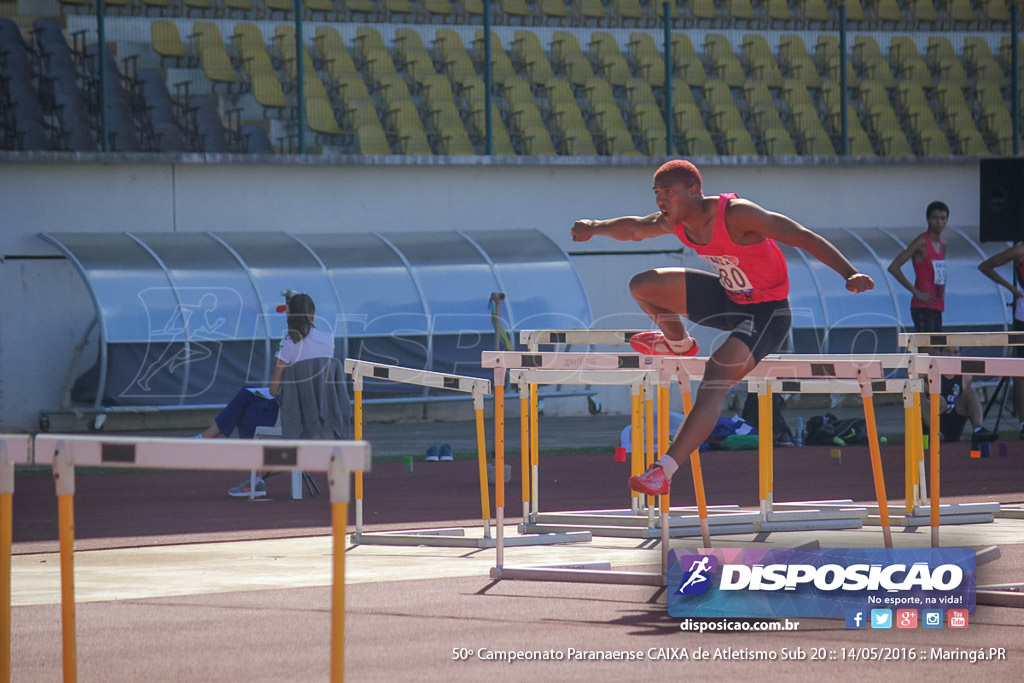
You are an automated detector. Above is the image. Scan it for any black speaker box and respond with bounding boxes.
[980,157,1024,243]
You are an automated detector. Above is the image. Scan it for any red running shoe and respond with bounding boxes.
[629,330,699,356]
[630,465,670,495]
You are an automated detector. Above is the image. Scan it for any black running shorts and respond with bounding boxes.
[683,270,792,363]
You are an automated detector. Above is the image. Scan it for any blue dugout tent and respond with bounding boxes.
[42,230,593,409]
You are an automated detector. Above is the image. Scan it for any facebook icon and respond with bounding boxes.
[845,609,867,629]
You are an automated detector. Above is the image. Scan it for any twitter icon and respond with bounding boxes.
[871,609,892,629]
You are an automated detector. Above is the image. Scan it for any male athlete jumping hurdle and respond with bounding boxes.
[571,159,875,496]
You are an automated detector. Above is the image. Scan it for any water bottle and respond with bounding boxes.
[795,417,804,447]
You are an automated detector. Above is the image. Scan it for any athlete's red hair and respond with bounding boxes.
[653,159,702,191]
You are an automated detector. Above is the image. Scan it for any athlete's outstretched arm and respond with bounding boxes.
[571,213,673,242]
[727,200,874,293]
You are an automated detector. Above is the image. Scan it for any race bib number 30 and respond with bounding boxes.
[932,259,946,287]
[702,255,753,293]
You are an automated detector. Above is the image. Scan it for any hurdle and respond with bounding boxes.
[345,360,589,548]
[757,353,998,528]
[661,356,893,548]
[900,332,1024,522]
[481,351,678,584]
[33,434,370,683]
[913,354,1024,547]
[1,435,31,683]
[509,366,760,541]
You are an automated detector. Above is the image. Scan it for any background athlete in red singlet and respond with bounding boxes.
[886,201,949,333]
[978,242,1024,439]
[571,159,875,496]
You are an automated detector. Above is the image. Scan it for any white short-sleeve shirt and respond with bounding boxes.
[275,327,335,365]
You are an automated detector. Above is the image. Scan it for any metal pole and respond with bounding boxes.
[1012,3,1020,155]
[97,0,108,152]
[295,0,306,153]
[484,0,493,155]
[663,2,673,155]
[839,4,848,155]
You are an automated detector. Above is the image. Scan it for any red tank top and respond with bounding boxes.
[673,193,790,304]
[910,233,945,312]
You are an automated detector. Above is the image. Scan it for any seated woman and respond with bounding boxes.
[196,291,335,497]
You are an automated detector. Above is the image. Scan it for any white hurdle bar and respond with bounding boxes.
[32,434,370,683]
[344,360,588,550]
[519,329,646,351]
[661,356,893,548]
[1,435,31,683]
[914,355,1024,547]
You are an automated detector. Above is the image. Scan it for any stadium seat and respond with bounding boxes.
[852,36,895,87]
[473,30,519,85]
[962,37,1004,87]
[815,35,858,87]
[435,29,478,85]
[521,124,557,155]
[742,34,784,87]
[512,31,556,86]
[703,34,746,87]
[628,32,665,86]
[356,121,392,154]
[838,0,868,23]
[980,0,1011,24]
[939,0,976,25]
[151,21,189,68]
[191,22,246,93]
[778,35,820,87]
[306,96,345,145]
[798,0,831,24]
[889,36,933,86]
[314,27,360,84]
[537,0,571,25]
[671,33,707,87]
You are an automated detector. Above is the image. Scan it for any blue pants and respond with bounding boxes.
[214,388,279,439]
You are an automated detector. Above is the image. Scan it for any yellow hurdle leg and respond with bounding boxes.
[476,404,492,533]
[0,492,11,683]
[353,389,363,534]
[519,391,530,519]
[330,501,347,683]
[904,400,915,515]
[529,383,539,516]
[862,396,892,549]
[630,389,643,506]
[58,493,77,683]
[757,386,772,517]
[644,387,655,508]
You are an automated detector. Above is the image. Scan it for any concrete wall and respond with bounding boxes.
[0,155,983,430]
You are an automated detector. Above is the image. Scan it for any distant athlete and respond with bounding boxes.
[571,160,875,496]
[887,201,949,332]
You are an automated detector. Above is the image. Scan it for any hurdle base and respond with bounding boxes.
[995,504,1024,519]
[490,565,665,586]
[352,527,591,548]
[522,521,757,539]
[862,502,999,527]
[525,506,759,538]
